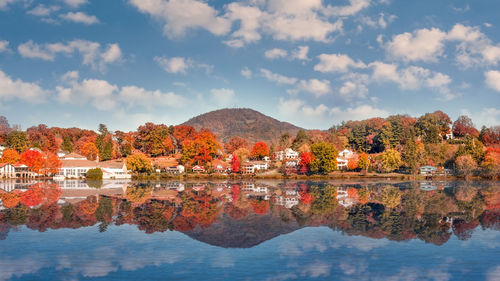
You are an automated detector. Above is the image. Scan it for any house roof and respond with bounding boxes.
[60,153,87,160]
[98,160,125,169]
[61,159,98,168]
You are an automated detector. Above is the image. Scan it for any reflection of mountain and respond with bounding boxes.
[183,213,301,248]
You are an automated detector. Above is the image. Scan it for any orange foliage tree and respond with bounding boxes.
[42,152,62,175]
[251,142,269,159]
[80,142,99,160]
[181,130,221,166]
[347,187,358,199]
[347,157,359,170]
[1,191,21,208]
[20,187,43,207]
[20,150,44,174]
[225,136,249,154]
[0,148,20,164]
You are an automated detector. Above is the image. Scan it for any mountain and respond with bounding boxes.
[181,108,302,143]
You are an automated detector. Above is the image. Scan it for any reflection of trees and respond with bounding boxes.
[0,182,498,247]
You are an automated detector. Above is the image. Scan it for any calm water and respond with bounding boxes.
[0,180,499,281]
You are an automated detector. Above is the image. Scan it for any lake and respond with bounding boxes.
[0,180,499,280]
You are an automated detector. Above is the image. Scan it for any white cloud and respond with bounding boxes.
[0,0,16,10]
[324,0,371,17]
[314,53,366,73]
[302,104,328,117]
[264,48,288,59]
[224,2,263,48]
[129,0,231,38]
[119,86,186,108]
[57,79,118,110]
[241,67,252,79]
[18,40,122,71]
[60,12,99,25]
[296,79,331,97]
[154,56,190,74]
[485,70,500,92]
[60,70,79,82]
[27,4,60,17]
[339,81,368,98]
[330,105,390,122]
[278,98,305,117]
[385,27,447,62]
[260,68,297,85]
[210,88,235,106]
[359,13,396,29]
[63,0,88,8]
[486,265,500,281]
[0,40,9,53]
[370,61,454,99]
[448,24,500,67]
[291,45,309,61]
[0,69,48,102]
[264,15,342,43]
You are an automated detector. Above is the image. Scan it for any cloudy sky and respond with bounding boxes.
[0,0,499,131]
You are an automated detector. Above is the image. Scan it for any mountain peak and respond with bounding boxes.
[182,108,302,143]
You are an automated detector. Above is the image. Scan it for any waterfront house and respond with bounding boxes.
[420,166,438,175]
[166,165,185,174]
[242,161,269,174]
[0,163,15,178]
[98,160,131,179]
[192,165,205,173]
[337,149,356,170]
[274,148,299,161]
[56,153,97,179]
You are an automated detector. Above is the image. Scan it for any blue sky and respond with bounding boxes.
[0,0,499,131]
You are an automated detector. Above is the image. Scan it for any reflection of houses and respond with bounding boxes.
[56,153,98,179]
[276,190,300,208]
[336,187,356,208]
[242,185,271,200]
[420,182,437,191]
[420,166,437,175]
[0,180,42,192]
[337,149,355,170]
[98,160,131,179]
[274,148,299,161]
[57,181,127,205]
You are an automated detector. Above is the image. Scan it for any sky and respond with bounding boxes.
[0,0,499,131]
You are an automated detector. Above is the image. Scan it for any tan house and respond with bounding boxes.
[98,160,131,179]
[56,153,98,179]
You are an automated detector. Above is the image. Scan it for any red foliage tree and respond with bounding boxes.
[231,153,240,173]
[452,115,479,138]
[298,152,314,174]
[42,152,62,176]
[250,199,269,215]
[20,187,43,207]
[251,142,269,159]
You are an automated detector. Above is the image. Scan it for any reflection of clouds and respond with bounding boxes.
[211,251,235,268]
[461,229,500,249]
[487,265,500,281]
[265,272,297,281]
[0,256,45,281]
[300,261,331,278]
[330,235,390,251]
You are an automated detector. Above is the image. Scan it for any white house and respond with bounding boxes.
[337,149,355,170]
[242,161,269,174]
[0,163,15,178]
[274,148,299,161]
[56,153,98,179]
[98,160,131,179]
[166,165,185,174]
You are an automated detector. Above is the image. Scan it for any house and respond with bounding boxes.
[212,159,230,174]
[56,153,98,179]
[242,161,269,174]
[98,159,131,179]
[274,148,299,161]
[165,165,185,174]
[0,145,6,157]
[192,165,205,173]
[13,164,33,178]
[0,163,15,178]
[420,166,438,175]
[337,149,355,170]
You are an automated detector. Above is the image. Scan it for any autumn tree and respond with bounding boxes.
[80,142,99,161]
[0,148,20,164]
[96,124,113,161]
[279,133,292,150]
[181,130,221,166]
[173,125,197,146]
[42,152,62,176]
[481,148,500,178]
[224,136,249,154]
[347,157,359,170]
[298,152,314,174]
[6,130,28,152]
[126,153,152,173]
[381,149,402,172]
[455,135,484,163]
[357,153,370,172]
[27,124,58,152]
[251,142,269,159]
[455,155,477,177]
[310,142,337,174]
[20,150,44,174]
[61,135,73,153]
[415,111,451,143]
[291,130,310,151]
[135,123,174,157]
[233,147,250,163]
[231,153,240,173]
[452,115,479,138]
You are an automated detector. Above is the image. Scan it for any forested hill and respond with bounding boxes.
[181,108,302,143]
